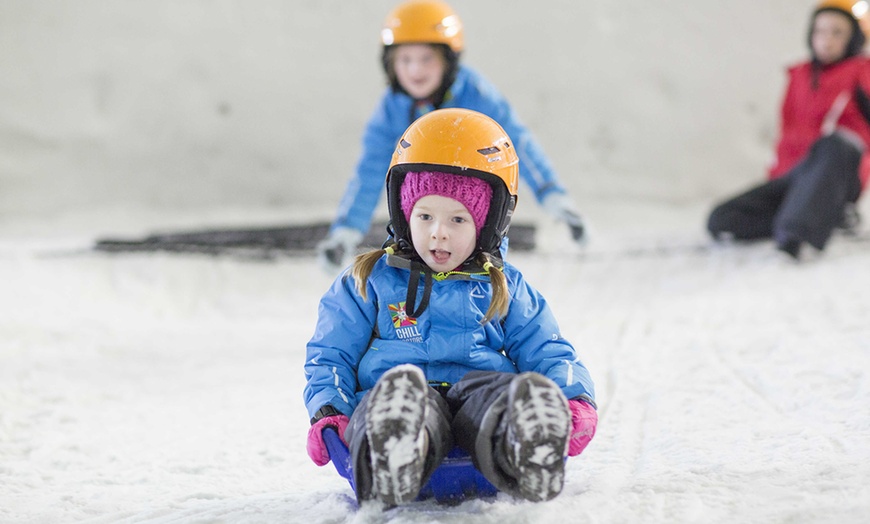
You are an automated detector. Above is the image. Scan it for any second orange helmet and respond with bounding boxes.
[381,1,464,52]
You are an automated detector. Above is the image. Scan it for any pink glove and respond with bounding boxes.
[567,399,597,456]
[306,414,350,466]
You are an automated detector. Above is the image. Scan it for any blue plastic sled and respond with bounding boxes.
[322,427,498,503]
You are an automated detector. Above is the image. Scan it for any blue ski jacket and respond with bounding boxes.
[331,65,568,235]
[303,255,596,420]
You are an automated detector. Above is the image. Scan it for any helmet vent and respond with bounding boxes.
[400,139,412,149]
[477,146,500,155]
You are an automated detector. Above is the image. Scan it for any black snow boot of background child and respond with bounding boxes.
[838,202,862,235]
[777,236,802,260]
[365,364,429,507]
[500,372,571,502]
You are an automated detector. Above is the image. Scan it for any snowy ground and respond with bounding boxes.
[2,199,870,524]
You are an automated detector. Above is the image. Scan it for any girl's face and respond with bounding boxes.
[408,195,477,272]
[812,11,854,65]
[392,44,447,100]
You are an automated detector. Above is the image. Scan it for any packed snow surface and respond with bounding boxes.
[2,200,869,524]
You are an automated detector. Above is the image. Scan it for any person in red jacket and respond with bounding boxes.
[707,0,870,259]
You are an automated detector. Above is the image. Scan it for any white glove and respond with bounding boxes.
[542,192,586,245]
[317,227,364,274]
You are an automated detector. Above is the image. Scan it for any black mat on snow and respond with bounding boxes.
[94,222,536,257]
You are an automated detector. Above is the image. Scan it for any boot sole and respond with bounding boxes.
[506,372,571,502]
[365,364,428,506]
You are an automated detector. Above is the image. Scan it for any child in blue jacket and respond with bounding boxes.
[304,108,597,506]
[317,0,586,273]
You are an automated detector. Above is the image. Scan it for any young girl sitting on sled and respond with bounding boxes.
[303,108,597,507]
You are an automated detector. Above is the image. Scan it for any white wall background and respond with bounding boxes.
[0,0,819,225]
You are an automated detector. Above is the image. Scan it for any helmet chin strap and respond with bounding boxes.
[405,261,433,318]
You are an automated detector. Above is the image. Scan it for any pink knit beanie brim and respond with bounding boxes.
[400,171,493,237]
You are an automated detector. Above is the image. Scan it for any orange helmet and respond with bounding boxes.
[381,1,463,52]
[817,0,869,22]
[386,108,519,256]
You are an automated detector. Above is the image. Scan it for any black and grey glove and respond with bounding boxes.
[542,193,586,245]
[316,227,364,274]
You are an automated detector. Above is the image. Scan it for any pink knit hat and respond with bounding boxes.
[400,171,493,237]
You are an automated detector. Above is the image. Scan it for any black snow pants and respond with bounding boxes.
[344,370,526,502]
[707,132,862,250]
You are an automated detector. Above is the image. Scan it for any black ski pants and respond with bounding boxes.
[344,370,524,502]
[707,133,862,250]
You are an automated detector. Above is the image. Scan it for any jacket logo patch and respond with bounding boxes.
[388,301,423,342]
[470,284,485,299]
[388,302,417,328]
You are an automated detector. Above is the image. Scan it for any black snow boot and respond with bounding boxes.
[501,372,571,502]
[777,236,802,260]
[838,202,862,235]
[365,364,429,507]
